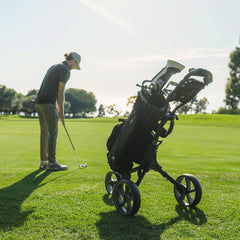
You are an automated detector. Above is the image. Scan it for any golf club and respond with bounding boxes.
[62,122,87,168]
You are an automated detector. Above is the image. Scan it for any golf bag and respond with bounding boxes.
[107,60,212,174]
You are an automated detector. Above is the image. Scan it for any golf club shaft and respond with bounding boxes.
[62,122,81,166]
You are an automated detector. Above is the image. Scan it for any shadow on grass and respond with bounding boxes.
[0,169,52,231]
[102,194,114,206]
[97,195,207,239]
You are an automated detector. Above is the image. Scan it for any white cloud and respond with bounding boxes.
[94,48,230,69]
[77,0,161,53]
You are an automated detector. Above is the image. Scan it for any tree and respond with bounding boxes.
[21,89,38,116]
[194,97,209,113]
[65,88,97,117]
[216,106,240,115]
[175,96,197,114]
[11,93,25,114]
[0,85,8,113]
[124,95,137,116]
[0,85,17,114]
[97,104,105,117]
[26,89,38,97]
[105,104,122,117]
[22,96,36,116]
[126,96,137,108]
[64,101,71,116]
[188,97,198,114]
[225,46,240,109]
[176,104,191,114]
[175,96,209,114]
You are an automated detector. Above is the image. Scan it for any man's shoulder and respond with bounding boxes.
[59,62,70,72]
[46,62,70,83]
[50,62,69,72]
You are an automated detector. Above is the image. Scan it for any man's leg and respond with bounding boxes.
[40,104,67,171]
[35,104,49,169]
[39,104,58,163]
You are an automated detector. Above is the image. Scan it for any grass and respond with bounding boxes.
[0,114,240,239]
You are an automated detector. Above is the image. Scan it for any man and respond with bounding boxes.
[35,52,81,171]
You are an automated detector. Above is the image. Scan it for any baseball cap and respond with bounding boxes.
[71,52,81,70]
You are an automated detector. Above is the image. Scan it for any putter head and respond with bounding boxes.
[79,163,87,168]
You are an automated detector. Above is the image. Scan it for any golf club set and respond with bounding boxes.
[105,60,213,216]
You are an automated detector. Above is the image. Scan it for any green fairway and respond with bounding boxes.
[0,115,239,239]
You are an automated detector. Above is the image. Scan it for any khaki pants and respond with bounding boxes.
[35,104,58,163]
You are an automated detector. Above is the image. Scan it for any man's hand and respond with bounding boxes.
[58,112,65,126]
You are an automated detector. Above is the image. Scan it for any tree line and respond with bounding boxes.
[0,85,97,117]
[0,84,210,118]
[1,42,240,117]
[98,95,209,117]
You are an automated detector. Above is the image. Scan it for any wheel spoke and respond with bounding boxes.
[116,186,130,213]
[177,193,185,202]
[110,179,116,187]
[175,184,185,202]
[186,193,194,205]
[187,189,196,193]
[125,186,133,213]
[117,201,124,207]
[115,187,126,208]
[126,199,133,212]
[124,185,134,200]
[186,177,191,191]
[118,185,126,198]
[125,192,134,202]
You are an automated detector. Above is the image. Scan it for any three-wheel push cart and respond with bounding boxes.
[105,60,212,216]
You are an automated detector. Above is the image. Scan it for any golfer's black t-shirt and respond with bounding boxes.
[36,61,70,104]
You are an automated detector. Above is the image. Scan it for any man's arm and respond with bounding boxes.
[57,81,66,125]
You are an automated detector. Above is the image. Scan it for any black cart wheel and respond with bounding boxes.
[105,171,122,195]
[113,179,141,216]
[174,174,202,208]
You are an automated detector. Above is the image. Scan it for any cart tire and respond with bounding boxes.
[105,171,122,195]
[174,174,202,208]
[113,179,141,216]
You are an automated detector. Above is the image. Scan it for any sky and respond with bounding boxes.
[1,0,239,113]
